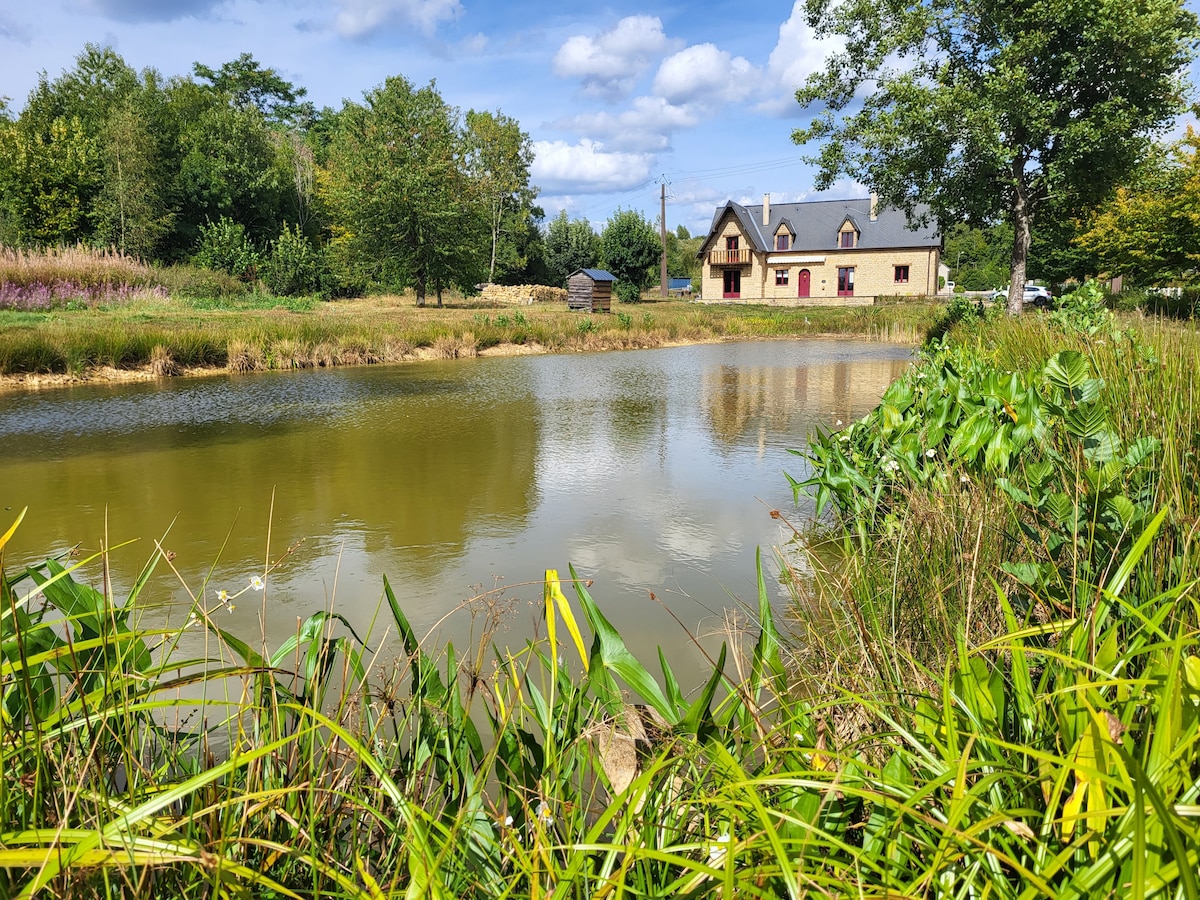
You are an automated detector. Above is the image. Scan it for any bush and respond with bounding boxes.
[192,217,260,281]
[614,281,642,303]
[261,224,324,297]
[157,263,250,300]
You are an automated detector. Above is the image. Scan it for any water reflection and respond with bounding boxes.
[0,340,910,687]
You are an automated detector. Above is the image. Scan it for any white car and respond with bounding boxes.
[991,284,1053,308]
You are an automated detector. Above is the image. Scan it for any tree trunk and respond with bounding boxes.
[415,273,426,308]
[489,200,501,284]
[1007,168,1033,316]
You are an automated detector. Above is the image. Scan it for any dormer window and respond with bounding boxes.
[839,230,855,249]
[775,233,790,251]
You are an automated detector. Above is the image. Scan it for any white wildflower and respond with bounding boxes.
[709,832,732,865]
[504,815,514,827]
[249,575,265,591]
[960,474,970,483]
[882,459,900,474]
[536,801,554,827]
[925,448,937,458]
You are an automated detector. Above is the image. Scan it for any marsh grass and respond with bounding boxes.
[0,298,938,379]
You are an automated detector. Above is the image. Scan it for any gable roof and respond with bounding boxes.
[699,197,940,255]
[570,268,616,282]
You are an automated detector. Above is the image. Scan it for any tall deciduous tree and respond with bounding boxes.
[794,0,1198,313]
[601,208,660,302]
[544,210,600,286]
[324,76,479,306]
[464,110,537,284]
[193,52,308,124]
[1076,133,1200,284]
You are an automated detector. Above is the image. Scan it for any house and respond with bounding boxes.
[696,194,941,304]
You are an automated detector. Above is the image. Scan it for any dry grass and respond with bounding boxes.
[0,244,160,288]
[0,294,940,380]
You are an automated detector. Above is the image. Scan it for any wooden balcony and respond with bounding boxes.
[708,248,751,266]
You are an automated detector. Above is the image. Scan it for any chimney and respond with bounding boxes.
[762,193,770,227]
[869,192,878,221]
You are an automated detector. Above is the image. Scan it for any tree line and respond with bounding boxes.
[0,45,700,303]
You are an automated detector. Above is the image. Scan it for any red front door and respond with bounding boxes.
[797,268,811,298]
[723,269,741,298]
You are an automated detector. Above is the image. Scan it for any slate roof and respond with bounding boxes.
[571,268,616,281]
[700,197,940,254]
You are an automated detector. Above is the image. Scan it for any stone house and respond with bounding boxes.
[696,195,941,304]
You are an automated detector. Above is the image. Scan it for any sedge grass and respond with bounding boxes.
[0,297,938,380]
[3,494,1199,897]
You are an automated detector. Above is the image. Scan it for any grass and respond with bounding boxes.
[0,293,939,379]
[5,296,1197,896]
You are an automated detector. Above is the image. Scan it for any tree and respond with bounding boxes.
[193,52,308,124]
[1076,132,1200,284]
[601,208,660,302]
[93,102,175,258]
[464,110,537,283]
[664,223,702,281]
[544,210,600,286]
[323,76,479,306]
[794,0,1198,313]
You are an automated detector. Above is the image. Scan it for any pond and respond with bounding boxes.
[0,339,910,687]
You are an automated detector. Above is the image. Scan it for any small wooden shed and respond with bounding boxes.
[567,268,615,312]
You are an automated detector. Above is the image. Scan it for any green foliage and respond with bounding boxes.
[261,222,324,297]
[794,0,1200,311]
[464,109,537,284]
[192,216,260,280]
[543,210,600,287]
[324,75,483,306]
[1076,132,1200,285]
[1048,280,1112,335]
[795,339,1162,595]
[613,280,642,303]
[192,51,308,123]
[601,208,660,300]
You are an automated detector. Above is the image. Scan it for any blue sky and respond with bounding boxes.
[1,0,1197,236]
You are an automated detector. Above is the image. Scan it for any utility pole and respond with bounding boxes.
[660,181,668,298]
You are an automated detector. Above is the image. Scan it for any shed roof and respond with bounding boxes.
[699,197,940,255]
[570,268,616,282]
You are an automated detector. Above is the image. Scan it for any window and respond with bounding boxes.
[837,267,855,296]
[775,234,789,251]
[775,269,789,286]
[839,230,855,249]
[894,265,909,284]
[725,236,739,251]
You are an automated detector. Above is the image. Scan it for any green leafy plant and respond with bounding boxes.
[192,216,260,281]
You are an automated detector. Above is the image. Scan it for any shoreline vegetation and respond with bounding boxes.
[0,294,938,392]
[4,279,1200,896]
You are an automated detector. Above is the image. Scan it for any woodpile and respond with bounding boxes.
[479,284,568,305]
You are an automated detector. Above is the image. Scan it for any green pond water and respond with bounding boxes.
[0,339,910,687]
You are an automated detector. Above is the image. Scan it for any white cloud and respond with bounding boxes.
[552,15,672,99]
[334,0,462,37]
[554,96,699,153]
[531,139,654,193]
[760,1,844,115]
[653,43,760,106]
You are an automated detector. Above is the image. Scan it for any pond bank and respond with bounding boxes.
[0,298,936,392]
